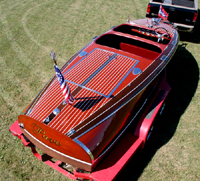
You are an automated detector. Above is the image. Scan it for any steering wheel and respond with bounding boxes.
[152,27,170,43]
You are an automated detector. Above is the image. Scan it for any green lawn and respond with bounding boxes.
[0,0,200,180]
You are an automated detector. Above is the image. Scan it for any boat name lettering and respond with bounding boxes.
[32,123,61,146]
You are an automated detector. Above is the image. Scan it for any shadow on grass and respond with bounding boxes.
[115,44,199,180]
[179,9,200,44]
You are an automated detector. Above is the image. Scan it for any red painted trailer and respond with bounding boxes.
[10,70,171,181]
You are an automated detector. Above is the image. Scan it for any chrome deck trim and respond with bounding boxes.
[73,138,94,160]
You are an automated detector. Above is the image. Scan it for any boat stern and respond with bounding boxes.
[17,115,93,171]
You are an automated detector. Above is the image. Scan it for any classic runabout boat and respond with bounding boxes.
[11,18,179,173]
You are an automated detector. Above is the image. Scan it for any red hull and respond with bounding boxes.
[10,73,171,180]
[12,18,179,172]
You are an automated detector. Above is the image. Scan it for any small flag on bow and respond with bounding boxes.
[158,5,168,20]
[50,52,74,105]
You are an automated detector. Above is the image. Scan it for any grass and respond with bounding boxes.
[0,0,200,180]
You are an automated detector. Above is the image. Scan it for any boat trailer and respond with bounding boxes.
[10,71,171,181]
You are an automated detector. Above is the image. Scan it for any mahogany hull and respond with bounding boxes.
[17,18,179,171]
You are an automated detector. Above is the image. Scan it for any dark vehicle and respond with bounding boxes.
[146,0,198,32]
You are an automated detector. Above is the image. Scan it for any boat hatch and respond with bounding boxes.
[95,34,162,59]
[63,48,139,98]
[28,48,140,133]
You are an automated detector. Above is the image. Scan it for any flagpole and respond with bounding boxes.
[50,52,75,105]
[50,52,57,65]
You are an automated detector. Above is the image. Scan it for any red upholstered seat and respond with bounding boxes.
[120,42,160,60]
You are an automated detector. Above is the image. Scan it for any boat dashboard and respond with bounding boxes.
[113,24,171,45]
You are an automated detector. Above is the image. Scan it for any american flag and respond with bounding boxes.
[158,5,168,20]
[54,64,74,105]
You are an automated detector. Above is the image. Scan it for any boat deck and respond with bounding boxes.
[29,48,139,134]
[27,19,177,136]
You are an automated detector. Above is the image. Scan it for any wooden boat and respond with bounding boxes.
[14,18,179,172]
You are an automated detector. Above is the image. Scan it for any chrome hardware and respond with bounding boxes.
[161,55,167,61]
[133,67,142,75]
[53,108,61,116]
[19,123,24,128]
[127,15,130,23]
[50,52,56,60]
[127,14,134,23]
[67,129,76,136]
[172,40,176,45]
[152,18,161,27]
[73,139,94,160]
[63,100,67,105]
[43,117,50,124]
[79,51,88,57]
